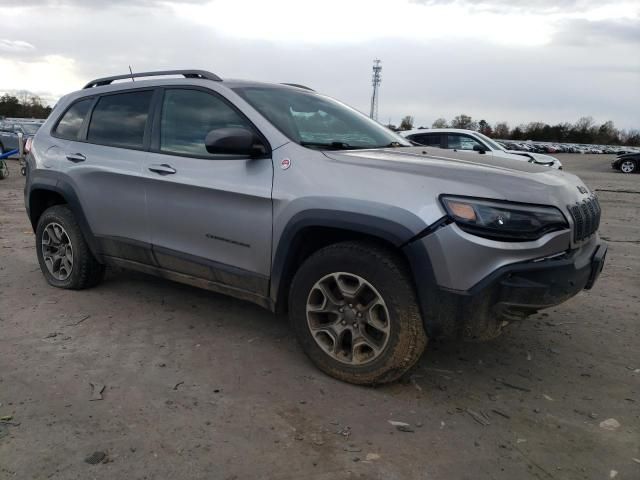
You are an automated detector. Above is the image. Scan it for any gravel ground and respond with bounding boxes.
[0,154,638,480]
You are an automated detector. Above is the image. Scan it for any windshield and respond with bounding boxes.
[474,131,506,151]
[19,124,40,135]
[233,86,411,150]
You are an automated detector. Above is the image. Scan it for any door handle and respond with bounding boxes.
[148,163,176,175]
[66,153,86,163]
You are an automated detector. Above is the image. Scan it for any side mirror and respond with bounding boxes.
[205,127,266,157]
[473,144,487,154]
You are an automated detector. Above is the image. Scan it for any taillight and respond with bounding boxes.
[24,137,33,154]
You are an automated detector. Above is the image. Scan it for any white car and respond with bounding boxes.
[400,128,562,169]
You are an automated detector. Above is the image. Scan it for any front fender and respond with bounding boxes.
[269,203,428,310]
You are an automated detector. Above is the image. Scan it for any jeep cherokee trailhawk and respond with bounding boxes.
[24,70,607,384]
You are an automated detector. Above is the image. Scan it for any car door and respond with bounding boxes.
[54,90,155,264]
[144,86,273,296]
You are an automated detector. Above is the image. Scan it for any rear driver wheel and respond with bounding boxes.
[289,241,427,385]
[36,205,105,289]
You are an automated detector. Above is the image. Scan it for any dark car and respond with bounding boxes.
[612,152,640,174]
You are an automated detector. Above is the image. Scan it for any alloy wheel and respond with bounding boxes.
[41,222,74,281]
[306,272,391,365]
[620,160,635,173]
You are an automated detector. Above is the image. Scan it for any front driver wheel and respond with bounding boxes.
[289,241,427,385]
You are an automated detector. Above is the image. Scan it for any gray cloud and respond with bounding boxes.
[0,0,638,129]
[7,0,622,13]
[3,0,201,5]
[553,18,640,45]
[411,0,611,13]
[0,39,35,52]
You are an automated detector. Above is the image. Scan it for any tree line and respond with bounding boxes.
[0,93,52,119]
[392,114,640,146]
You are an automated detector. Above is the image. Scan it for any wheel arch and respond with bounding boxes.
[27,174,101,259]
[270,209,425,315]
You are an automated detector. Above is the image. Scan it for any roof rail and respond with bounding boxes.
[83,69,222,89]
[281,83,315,92]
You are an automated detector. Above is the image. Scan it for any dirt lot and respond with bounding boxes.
[0,154,638,479]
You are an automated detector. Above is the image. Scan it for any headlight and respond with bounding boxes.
[440,195,569,242]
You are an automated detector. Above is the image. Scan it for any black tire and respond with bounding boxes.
[35,205,105,289]
[289,241,427,385]
[619,159,637,174]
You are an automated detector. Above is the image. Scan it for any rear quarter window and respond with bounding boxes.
[54,98,94,140]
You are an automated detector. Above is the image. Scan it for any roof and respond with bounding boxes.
[400,128,479,136]
[80,70,315,95]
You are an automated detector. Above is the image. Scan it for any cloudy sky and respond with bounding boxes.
[1,0,639,128]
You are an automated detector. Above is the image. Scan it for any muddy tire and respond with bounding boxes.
[289,241,427,385]
[36,205,105,289]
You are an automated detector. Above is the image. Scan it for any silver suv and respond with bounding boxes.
[24,70,606,385]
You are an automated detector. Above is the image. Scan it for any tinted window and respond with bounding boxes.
[447,134,484,151]
[54,98,93,140]
[410,133,440,147]
[88,91,153,148]
[160,89,253,157]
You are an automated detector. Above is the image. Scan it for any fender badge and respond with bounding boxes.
[281,158,291,170]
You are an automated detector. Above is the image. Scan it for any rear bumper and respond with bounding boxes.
[405,236,607,340]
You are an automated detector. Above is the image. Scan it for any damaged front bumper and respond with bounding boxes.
[405,228,607,341]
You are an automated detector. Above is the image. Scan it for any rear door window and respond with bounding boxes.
[88,90,153,148]
[54,98,94,140]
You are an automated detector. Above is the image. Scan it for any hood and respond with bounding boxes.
[506,150,562,168]
[322,146,592,211]
[325,146,551,174]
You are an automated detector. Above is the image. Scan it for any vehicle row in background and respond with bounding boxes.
[497,140,638,155]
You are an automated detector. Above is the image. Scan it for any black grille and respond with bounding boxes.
[568,196,601,242]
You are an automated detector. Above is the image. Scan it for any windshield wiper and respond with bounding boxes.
[300,141,368,150]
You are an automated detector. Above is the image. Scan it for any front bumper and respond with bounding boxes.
[405,234,607,340]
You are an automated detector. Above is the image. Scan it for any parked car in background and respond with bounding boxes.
[401,129,562,169]
[612,152,640,174]
[0,121,41,156]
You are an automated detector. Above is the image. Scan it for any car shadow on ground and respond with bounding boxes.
[100,266,554,399]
